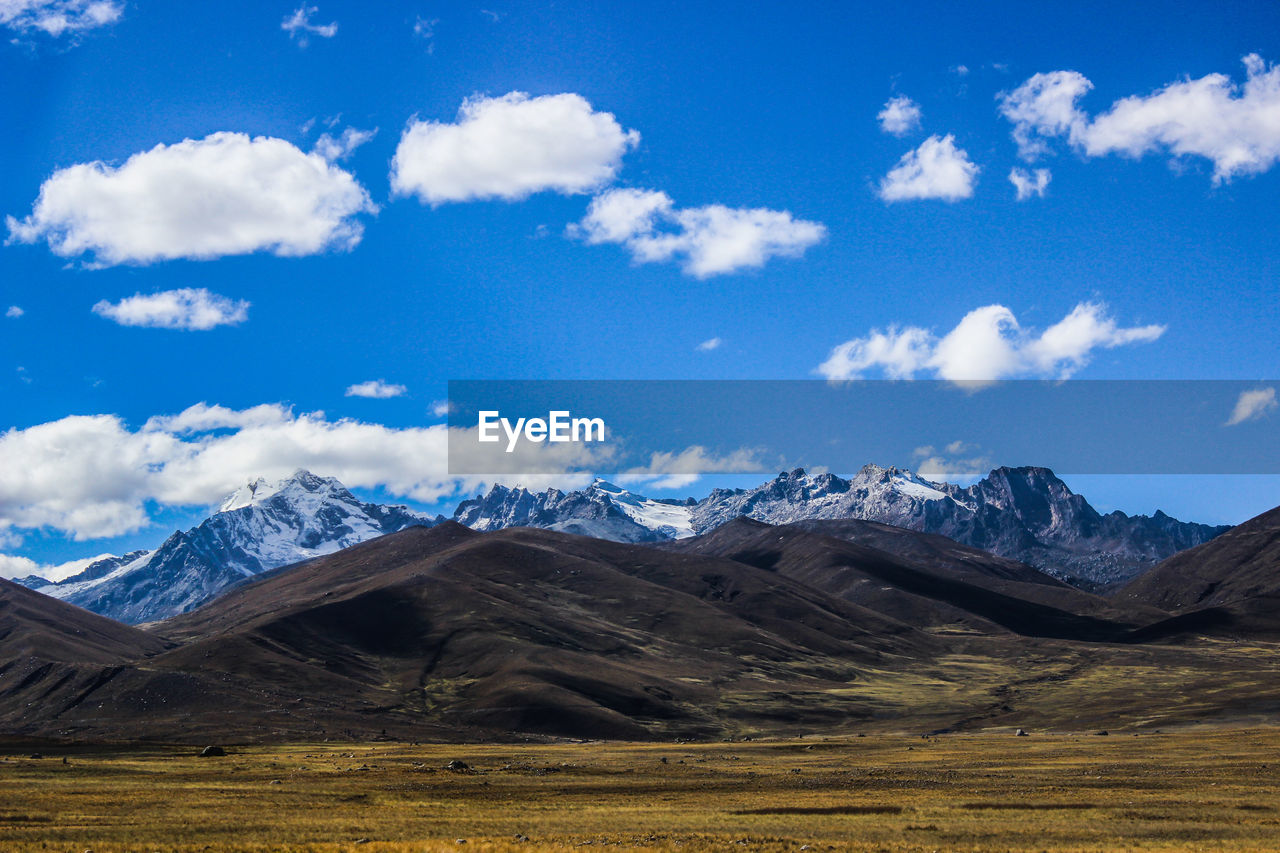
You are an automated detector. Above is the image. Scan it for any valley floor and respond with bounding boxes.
[3,729,1279,851]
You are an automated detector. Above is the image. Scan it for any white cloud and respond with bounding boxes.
[430,400,452,417]
[1019,302,1165,377]
[911,442,991,481]
[998,70,1093,161]
[878,96,922,136]
[390,92,640,204]
[282,4,336,44]
[0,402,640,542]
[1009,167,1051,200]
[313,126,376,161]
[817,302,1165,381]
[0,0,121,37]
[92,288,249,331]
[345,379,407,399]
[571,188,826,277]
[696,337,722,352]
[0,402,775,545]
[1000,55,1280,183]
[7,132,376,266]
[879,134,978,202]
[5,305,22,318]
[0,551,117,583]
[616,446,764,491]
[815,325,934,380]
[0,405,462,540]
[1226,387,1278,426]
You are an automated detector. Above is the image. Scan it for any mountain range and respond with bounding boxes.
[457,465,1228,588]
[17,464,1227,625]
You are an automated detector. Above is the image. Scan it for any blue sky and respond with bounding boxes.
[1,0,1278,572]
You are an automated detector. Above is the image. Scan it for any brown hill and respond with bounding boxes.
[1118,504,1280,637]
[151,521,937,740]
[0,575,166,664]
[668,517,1160,641]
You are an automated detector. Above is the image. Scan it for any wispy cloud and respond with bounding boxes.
[1226,387,1277,426]
[616,445,764,491]
[412,15,438,51]
[93,288,249,330]
[4,306,22,319]
[282,4,336,45]
[0,0,122,38]
[912,441,991,481]
[571,188,826,278]
[1009,167,1051,200]
[345,379,407,399]
[696,337,722,351]
[313,126,377,161]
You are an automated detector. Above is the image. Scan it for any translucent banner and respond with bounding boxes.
[447,380,1280,476]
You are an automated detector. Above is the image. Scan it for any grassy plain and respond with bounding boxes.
[3,728,1280,852]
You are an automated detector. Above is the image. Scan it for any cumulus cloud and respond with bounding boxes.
[5,305,22,318]
[430,400,453,417]
[0,403,672,542]
[571,188,826,277]
[282,4,336,44]
[345,379,407,399]
[92,288,249,330]
[391,92,640,204]
[879,134,979,202]
[998,70,1093,161]
[0,0,121,37]
[0,405,458,541]
[313,126,376,161]
[1226,387,1278,426]
[6,132,376,266]
[1000,55,1280,182]
[1009,167,1051,200]
[878,95,922,136]
[696,337,722,351]
[817,302,1165,382]
[815,325,934,381]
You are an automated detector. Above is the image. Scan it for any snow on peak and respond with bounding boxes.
[216,469,349,513]
[586,479,695,538]
[218,477,276,512]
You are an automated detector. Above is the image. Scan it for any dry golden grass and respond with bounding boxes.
[3,728,1280,852]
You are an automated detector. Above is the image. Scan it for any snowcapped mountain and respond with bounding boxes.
[455,466,1228,588]
[36,470,441,624]
[453,479,696,542]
